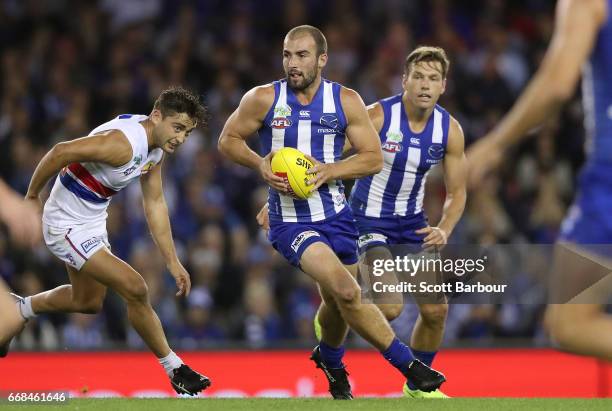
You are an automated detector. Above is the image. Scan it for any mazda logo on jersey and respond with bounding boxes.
[382,141,403,153]
[320,114,339,130]
[270,117,292,129]
[428,144,444,159]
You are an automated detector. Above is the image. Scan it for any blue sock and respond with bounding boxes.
[407,349,437,390]
[381,338,415,375]
[319,341,345,369]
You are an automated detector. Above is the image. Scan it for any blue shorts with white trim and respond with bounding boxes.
[353,212,428,253]
[268,209,359,267]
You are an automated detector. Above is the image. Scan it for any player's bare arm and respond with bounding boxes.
[342,102,384,155]
[0,179,42,247]
[366,102,385,134]
[306,88,383,190]
[140,159,190,297]
[218,85,288,193]
[26,130,133,201]
[468,0,607,185]
[417,117,467,248]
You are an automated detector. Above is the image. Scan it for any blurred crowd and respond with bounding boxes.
[0,0,584,351]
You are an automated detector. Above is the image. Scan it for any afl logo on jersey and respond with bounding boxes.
[270,117,292,129]
[428,144,444,159]
[382,141,403,153]
[383,130,403,152]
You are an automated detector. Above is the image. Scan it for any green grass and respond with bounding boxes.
[3,398,611,411]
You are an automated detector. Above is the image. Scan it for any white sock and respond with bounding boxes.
[159,351,183,377]
[17,296,36,320]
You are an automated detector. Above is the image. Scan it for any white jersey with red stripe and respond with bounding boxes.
[43,114,164,227]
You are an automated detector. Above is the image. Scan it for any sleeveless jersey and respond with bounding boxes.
[43,114,164,226]
[582,0,612,165]
[259,79,349,223]
[350,94,450,218]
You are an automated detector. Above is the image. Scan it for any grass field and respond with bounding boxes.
[3,398,611,411]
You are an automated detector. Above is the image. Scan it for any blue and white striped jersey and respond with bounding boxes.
[260,79,349,223]
[350,94,450,219]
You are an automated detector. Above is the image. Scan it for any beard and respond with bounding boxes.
[286,68,316,91]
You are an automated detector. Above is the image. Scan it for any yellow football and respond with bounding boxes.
[271,147,317,199]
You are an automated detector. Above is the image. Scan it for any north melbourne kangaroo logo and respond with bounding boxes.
[320,114,339,130]
[428,144,444,159]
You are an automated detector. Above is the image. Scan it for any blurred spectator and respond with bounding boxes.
[176,287,225,349]
[62,313,105,349]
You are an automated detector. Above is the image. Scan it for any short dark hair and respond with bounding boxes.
[286,25,328,56]
[153,86,207,126]
[404,46,450,78]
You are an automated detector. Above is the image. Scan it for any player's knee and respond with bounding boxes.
[379,303,403,321]
[419,303,448,327]
[123,278,149,303]
[333,282,361,308]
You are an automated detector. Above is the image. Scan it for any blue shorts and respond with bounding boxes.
[354,212,428,252]
[559,163,612,245]
[268,209,359,267]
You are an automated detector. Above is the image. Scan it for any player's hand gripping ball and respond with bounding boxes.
[271,147,317,199]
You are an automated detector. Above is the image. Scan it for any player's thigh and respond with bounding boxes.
[66,263,107,307]
[301,242,360,300]
[80,248,148,301]
[361,245,406,306]
[361,245,399,284]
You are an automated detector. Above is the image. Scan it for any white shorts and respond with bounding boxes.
[43,221,110,271]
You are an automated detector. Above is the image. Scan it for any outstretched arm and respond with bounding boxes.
[140,160,190,297]
[417,118,467,248]
[467,0,607,184]
[0,179,42,247]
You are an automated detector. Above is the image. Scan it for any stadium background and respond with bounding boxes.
[0,0,609,398]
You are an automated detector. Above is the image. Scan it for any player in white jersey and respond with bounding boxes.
[219,25,446,399]
[1,87,212,395]
[468,0,612,360]
[0,178,41,353]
